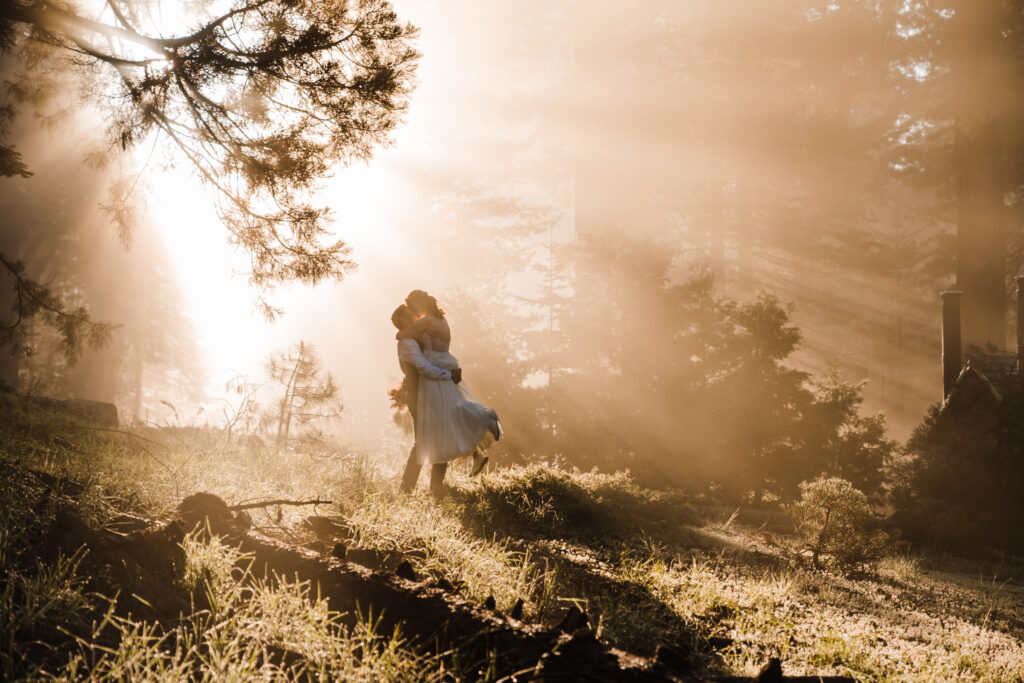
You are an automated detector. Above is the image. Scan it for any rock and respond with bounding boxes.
[302,540,326,553]
[395,559,417,581]
[654,643,693,674]
[27,396,118,427]
[235,510,252,531]
[509,598,524,620]
[755,657,783,683]
[177,492,244,537]
[484,595,496,610]
[708,635,733,651]
[430,577,454,592]
[560,627,603,658]
[62,398,119,427]
[106,512,155,533]
[554,605,589,633]
[302,515,349,540]
[331,542,347,559]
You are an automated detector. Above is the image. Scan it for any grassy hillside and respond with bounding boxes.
[2,393,1023,680]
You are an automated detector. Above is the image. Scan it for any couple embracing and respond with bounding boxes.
[393,290,502,496]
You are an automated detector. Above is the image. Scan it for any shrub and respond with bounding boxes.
[459,464,696,539]
[895,390,1024,553]
[785,477,889,568]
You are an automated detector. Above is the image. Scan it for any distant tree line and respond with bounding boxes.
[420,0,1024,554]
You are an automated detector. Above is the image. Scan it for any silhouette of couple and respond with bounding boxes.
[393,290,501,496]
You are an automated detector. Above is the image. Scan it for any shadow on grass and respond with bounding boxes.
[444,465,752,674]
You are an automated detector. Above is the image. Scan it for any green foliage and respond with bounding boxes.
[795,369,896,501]
[694,296,894,505]
[0,253,117,366]
[266,340,343,453]
[1,0,420,309]
[785,477,890,568]
[459,464,697,539]
[540,262,893,504]
[895,386,1024,553]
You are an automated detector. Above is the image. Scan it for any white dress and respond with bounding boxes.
[415,341,499,466]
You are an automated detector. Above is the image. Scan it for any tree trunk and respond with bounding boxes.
[953,2,1007,352]
[0,350,18,388]
[955,120,1006,351]
[736,180,755,289]
[0,256,19,386]
[710,181,726,281]
[275,354,300,454]
[132,304,146,422]
[133,332,144,421]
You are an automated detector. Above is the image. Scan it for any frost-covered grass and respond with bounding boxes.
[61,531,432,682]
[3,392,1024,680]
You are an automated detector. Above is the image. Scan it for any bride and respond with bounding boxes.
[396,290,501,475]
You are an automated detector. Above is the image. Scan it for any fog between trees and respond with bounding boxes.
[2,0,1023,497]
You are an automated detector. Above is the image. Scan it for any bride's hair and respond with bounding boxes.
[406,290,445,319]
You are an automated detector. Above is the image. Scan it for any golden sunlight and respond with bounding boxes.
[5,1,1024,678]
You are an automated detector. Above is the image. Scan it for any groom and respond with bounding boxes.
[393,304,452,496]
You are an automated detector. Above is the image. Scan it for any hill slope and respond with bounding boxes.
[1,393,1022,680]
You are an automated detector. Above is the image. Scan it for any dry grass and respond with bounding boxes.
[3,394,1024,680]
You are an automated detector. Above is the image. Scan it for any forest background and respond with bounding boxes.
[3,0,1023,502]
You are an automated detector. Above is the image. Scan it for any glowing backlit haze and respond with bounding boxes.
[149,0,938,439]
[147,0,580,440]
[8,0,998,450]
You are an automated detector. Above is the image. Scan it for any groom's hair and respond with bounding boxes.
[391,304,410,330]
[406,290,445,318]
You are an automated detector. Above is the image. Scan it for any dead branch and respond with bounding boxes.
[228,498,332,512]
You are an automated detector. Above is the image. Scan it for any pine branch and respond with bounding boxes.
[0,252,118,364]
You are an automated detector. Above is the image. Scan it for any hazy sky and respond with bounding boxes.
[5,0,955,442]
[145,1,539,440]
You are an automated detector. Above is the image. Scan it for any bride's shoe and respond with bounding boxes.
[487,411,502,442]
[470,452,489,477]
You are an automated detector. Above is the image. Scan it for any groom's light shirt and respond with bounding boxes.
[397,339,451,381]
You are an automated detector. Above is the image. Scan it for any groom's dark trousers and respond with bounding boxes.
[398,359,447,494]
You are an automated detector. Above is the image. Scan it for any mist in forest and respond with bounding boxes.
[3,0,1023,498]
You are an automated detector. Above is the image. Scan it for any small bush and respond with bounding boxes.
[785,477,890,568]
[459,464,696,539]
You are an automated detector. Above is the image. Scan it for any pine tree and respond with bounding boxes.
[266,341,342,454]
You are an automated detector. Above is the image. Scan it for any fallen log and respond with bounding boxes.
[238,529,668,681]
[237,528,854,683]
[39,483,854,682]
[173,492,854,682]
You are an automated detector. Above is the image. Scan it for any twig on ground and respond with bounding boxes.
[229,498,332,512]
